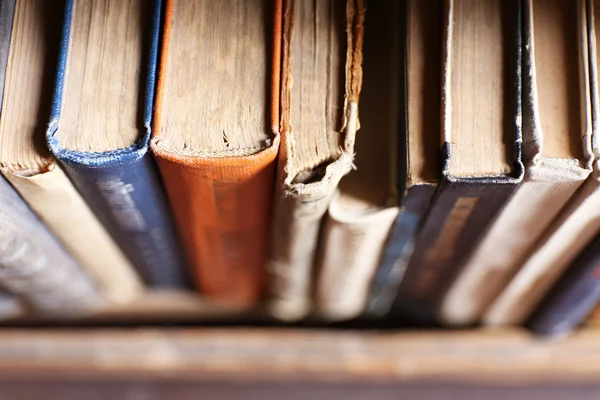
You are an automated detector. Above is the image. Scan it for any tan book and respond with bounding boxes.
[314,0,401,320]
[440,0,593,326]
[0,0,142,303]
[392,0,523,323]
[267,0,365,320]
[484,0,600,327]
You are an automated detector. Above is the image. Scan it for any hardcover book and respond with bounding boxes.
[485,0,600,326]
[392,0,524,323]
[150,0,280,304]
[315,0,400,320]
[315,0,442,320]
[442,0,593,326]
[0,175,102,314]
[0,0,142,302]
[528,233,600,338]
[267,0,365,320]
[46,0,189,288]
[364,0,443,318]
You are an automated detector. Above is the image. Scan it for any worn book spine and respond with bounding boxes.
[528,234,600,337]
[150,0,279,304]
[268,0,365,321]
[316,200,399,321]
[4,168,143,303]
[484,173,600,326]
[0,0,141,302]
[485,0,598,326]
[316,0,420,321]
[46,0,188,288]
[0,176,102,314]
[391,0,524,323]
[442,0,593,327]
[393,178,519,323]
[365,1,439,317]
[439,180,585,326]
[366,184,437,317]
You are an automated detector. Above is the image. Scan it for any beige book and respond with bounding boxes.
[439,0,593,326]
[0,0,142,303]
[314,0,401,321]
[484,0,600,326]
[267,0,365,320]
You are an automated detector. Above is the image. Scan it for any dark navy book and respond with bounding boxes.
[528,234,600,338]
[389,0,524,324]
[363,0,439,317]
[46,0,190,288]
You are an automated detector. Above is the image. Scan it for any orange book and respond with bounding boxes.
[151,0,281,304]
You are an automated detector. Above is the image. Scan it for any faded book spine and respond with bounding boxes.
[55,156,190,289]
[268,181,342,320]
[393,177,517,323]
[365,184,437,317]
[46,0,188,288]
[315,200,399,321]
[528,234,600,337]
[3,167,143,302]
[151,143,279,305]
[0,176,101,313]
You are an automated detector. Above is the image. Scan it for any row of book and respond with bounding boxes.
[1,0,598,337]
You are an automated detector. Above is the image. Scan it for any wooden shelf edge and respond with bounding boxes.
[0,327,598,383]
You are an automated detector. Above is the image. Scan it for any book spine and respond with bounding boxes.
[0,291,22,320]
[365,184,437,317]
[57,155,190,288]
[393,177,517,323]
[0,0,15,113]
[268,183,343,320]
[151,144,278,305]
[3,166,143,303]
[315,201,399,321]
[0,176,101,313]
[528,234,600,337]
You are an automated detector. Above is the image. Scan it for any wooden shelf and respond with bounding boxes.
[1,327,599,384]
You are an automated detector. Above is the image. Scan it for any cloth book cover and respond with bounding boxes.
[267,0,365,320]
[485,0,600,326]
[528,233,600,338]
[363,0,443,318]
[313,0,400,321]
[392,0,525,323]
[441,0,593,326]
[314,0,443,321]
[46,0,189,288]
[150,0,280,305]
[0,0,141,303]
[0,175,102,314]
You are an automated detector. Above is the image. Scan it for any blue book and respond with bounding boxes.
[528,234,600,338]
[46,0,189,288]
[0,0,100,314]
[389,0,524,324]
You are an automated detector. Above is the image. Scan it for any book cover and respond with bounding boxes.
[267,0,365,320]
[46,0,189,288]
[0,175,102,314]
[528,233,600,338]
[441,0,593,326]
[365,0,443,318]
[485,0,600,326]
[0,0,141,303]
[392,0,525,323]
[315,0,442,321]
[149,0,279,305]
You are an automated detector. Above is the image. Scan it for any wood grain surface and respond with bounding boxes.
[0,327,598,384]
